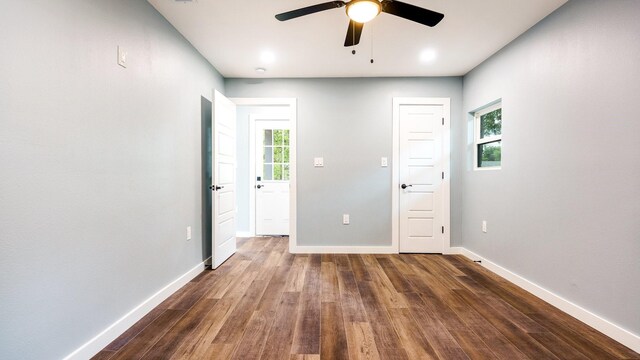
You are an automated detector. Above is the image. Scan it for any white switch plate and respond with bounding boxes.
[117,46,127,68]
[381,157,388,167]
[343,214,350,225]
[314,157,324,167]
[187,226,192,240]
[482,221,487,233]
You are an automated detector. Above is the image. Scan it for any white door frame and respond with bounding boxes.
[249,114,291,236]
[230,98,297,252]
[392,97,451,254]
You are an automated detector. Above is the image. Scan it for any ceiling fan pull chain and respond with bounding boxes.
[370,20,374,63]
[352,20,357,55]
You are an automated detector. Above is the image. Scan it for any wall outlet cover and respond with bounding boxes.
[117,46,127,68]
[314,157,324,167]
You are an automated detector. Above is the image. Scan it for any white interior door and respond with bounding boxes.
[211,90,236,268]
[399,104,444,253]
[255,120,290,235]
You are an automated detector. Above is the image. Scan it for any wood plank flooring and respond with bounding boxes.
[93,237,639,359]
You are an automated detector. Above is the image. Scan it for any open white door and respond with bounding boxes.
[211,90,237,269]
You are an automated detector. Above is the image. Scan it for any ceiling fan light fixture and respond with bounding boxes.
[346,0,380,23]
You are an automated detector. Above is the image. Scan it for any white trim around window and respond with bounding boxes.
[473,101,502,171]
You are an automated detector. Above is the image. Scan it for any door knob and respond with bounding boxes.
[209,185,224,191]
[401,184,412,189]
[256,184,264,189]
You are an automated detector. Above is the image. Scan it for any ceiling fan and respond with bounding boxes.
[275,0,444,47]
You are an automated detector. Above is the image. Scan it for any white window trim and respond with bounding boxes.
[474,102,502,171]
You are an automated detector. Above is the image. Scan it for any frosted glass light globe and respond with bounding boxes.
[347,0,380,23]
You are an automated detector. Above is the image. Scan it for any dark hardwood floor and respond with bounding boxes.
[93,237,639,359]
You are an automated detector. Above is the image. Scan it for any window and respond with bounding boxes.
[262,129,290,180]
[474,102,502,169]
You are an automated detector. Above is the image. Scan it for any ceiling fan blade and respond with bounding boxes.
[381,0,444,27]
[344,20,364,47]
[275,1,345,21]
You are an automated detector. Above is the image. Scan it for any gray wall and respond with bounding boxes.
[235,105,290,233]
[461,0,640,335]
[0,1,224,359]
[226,78,463,247]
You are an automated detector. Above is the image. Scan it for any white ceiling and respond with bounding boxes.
[148,0,567,78]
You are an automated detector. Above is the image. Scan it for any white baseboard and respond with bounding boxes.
[290,245,397,254]
[63,261,207,360]
[236,231,254,238]
[449,247,640,353]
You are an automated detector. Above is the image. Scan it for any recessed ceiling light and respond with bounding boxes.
[260,51,276,64]
[420,49,437,63]
[255,67,266,73]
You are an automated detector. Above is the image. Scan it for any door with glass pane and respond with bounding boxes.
[255,120,290,235]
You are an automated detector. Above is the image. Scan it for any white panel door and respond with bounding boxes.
[255,120,290,235]
[212,90,236,268]
[399,104,444,253]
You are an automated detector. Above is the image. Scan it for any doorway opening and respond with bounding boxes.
[231,98,297,251]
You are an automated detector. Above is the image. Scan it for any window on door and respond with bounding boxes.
[262,129,290,180]
[474,102,502,169]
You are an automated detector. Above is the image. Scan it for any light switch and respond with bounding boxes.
[117,46,127,68]
[381,157,388,167]
[314,157,324,167]
[343,214,350,225]
[187,226,192,240]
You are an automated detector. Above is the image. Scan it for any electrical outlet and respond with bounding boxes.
[343,214,350,225]
[482,221,487,233]
[314,157,324,167]
[187,226,192,240]
[381,157,388,167]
